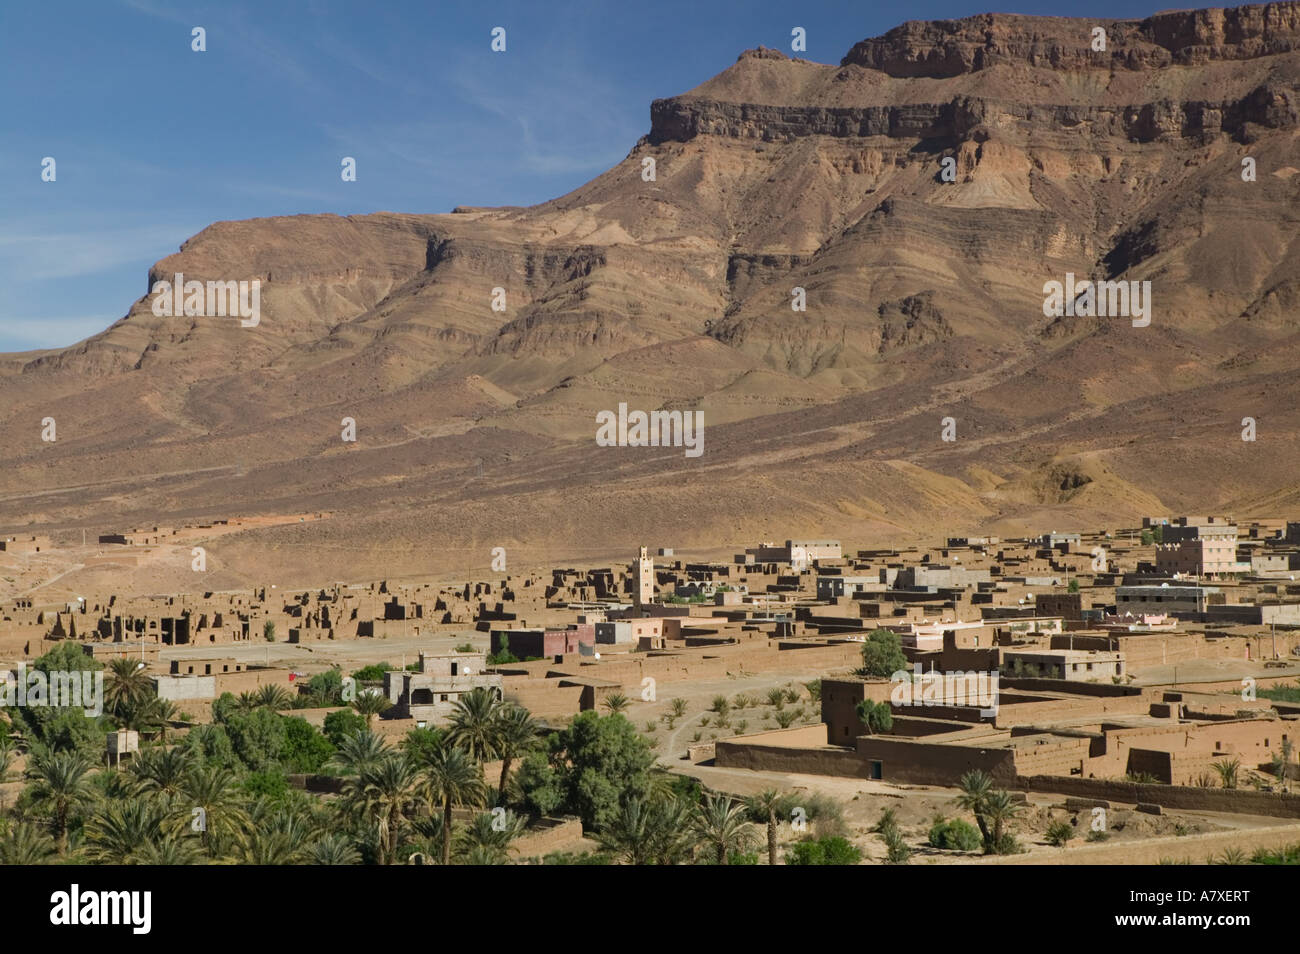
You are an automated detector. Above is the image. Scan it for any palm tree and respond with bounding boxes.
[0,820,55,864]
[150,698,178,741]
[0,734,18,784]
[419,744,487,865]
[1213,757,1241,790]
[745,789,784,865]
[982,790,1024,853]
[128,745,192,797]
[351,691,392,727]
[309,833,361,865]
[461,844,508,865]
[135,834,201,865]
[691,790,758,865]
[956,769,994,848]
[104,658,152,718]
[343,753,422,865]
[454,809,525,864]
[407,814,445,863]
[493,704,539,799]
[329,728,388,775]
[119,696,175,736]
[176,764,251,856]
[233,691,260,714]
[601,692,630,715]
[596,796,690,865]
[83,797,166,863]
[446,687,503,761]
[243,802,319,864]
[239,830,307,865]
[254,684,293,711]
[26,751,94,855]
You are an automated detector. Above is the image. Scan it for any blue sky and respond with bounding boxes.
[2,0,1156,352]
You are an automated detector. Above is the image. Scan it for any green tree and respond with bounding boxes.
[494,704,540,799]
[745,789,784,865]
[329,728,388,776]
[176,764,251,856]
[0,820,56,864]
[691,791,758,865]
[83,797,168,864]
[350,691,392,727]
[956,769,994,848]
[182,723,239,769]
[983,790,1024,854]
[223,707,287,771]
[305,669,344,705]
[25,751,94,855]
[855,699,893,735]
[446,687,503,761]
[104,657,152,719]
[323,708,368,747]
[860,629,907,678]
[595,795,690,865]
[526,712,656,831]
[128,745,193,797]
[419,743,487,865]
[281,716,335,773]
[454,808,525,864]
[343,753,422,865]
[254,684,294,711]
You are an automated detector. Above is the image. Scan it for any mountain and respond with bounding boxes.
[5,2,1300,592]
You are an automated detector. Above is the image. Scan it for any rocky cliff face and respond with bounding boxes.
[3,3,1300,584]
[843,5,1300,75]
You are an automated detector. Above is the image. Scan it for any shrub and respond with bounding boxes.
[242,769,290,801]
[784,836,862,866]
[1045,819,1075,848]
[928,818,982,852]
[352,663,393,683]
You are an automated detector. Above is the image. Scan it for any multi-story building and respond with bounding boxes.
[383,651,501,722]
[1155,518,1242,577]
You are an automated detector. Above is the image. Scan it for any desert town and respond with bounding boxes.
[2,514,1299,865]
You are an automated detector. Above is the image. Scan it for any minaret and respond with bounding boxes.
[635,546,654,609]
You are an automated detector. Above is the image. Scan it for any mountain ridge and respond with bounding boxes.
[3,2,1299,593]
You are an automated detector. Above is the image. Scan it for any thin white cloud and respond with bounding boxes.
[0,225,194,281]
